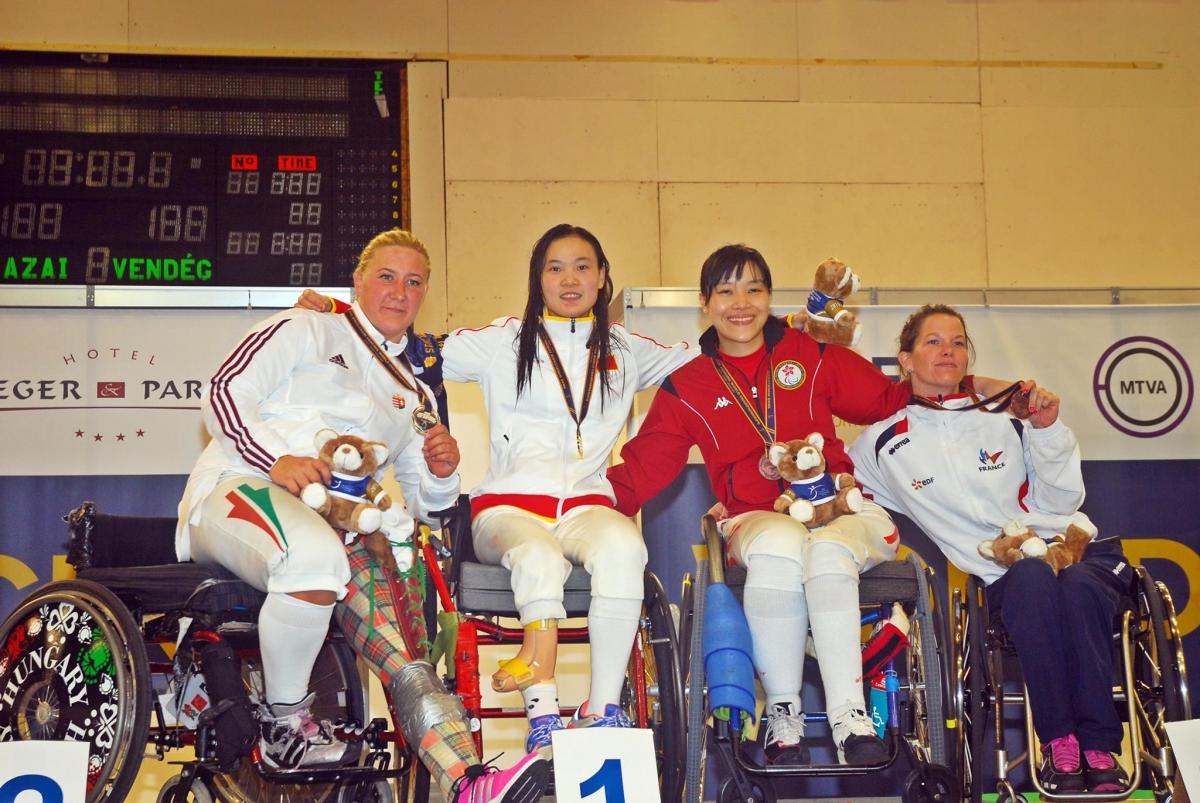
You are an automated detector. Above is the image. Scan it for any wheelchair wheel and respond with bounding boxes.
[627,571,686,803]
[682,562,709,803]
[953,579,989,803]
[903,764,959,803]
[209,635,366,803]
[904,556,953,772]
[716,775,776,803]
[1132,568,1193,801]
[0,579,151,803]
[157,773,215,803]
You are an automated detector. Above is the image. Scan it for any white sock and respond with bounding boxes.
[806,570,866,723]
[744,554,807,712]
[586,595,642,709]
[523,682,560,721]
[258,592,335,706]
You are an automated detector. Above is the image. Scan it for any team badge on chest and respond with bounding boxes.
[774,360,806,389]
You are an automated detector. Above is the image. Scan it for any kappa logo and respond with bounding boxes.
[911,477,934,491]
[328,354,348,369]
[714,396,733,410]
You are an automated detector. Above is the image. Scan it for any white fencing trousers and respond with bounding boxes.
[188,475,351,597]
[471,504,648,624]
[724,499,898,583]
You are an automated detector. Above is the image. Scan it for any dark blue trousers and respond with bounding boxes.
[985,539,1133,753]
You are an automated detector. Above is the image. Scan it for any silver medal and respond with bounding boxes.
[412,407,440,434]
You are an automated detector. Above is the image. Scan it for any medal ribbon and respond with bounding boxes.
[344,308,433,417]
[910,380,1025,414]
[712,357,776,446]
[537,327,599,459]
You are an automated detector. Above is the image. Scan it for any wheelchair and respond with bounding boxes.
[680,515,957,803]
[420,495,687,802]
[0,501,431,803]
[951,555,1192,802]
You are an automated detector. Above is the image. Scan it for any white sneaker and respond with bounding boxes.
[259,693,347,769]
[762,702,807,766]
[831,707,887,765]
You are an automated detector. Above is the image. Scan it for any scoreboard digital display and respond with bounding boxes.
[0,53,406,290]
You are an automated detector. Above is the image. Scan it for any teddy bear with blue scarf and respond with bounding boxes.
[300,428,394,535]
[803,257,862,348]
[768,432,863,527]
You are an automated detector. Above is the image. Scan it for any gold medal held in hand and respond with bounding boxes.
[412,406,439,435]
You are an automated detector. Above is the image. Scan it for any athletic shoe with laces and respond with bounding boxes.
[568,701,634,729]
[762,702,808,766]
[1038,733,1085,793]
[831,708,888,765]
[525,713,565,756]
[259,692,347,769]
[450,751,552,803]
[1083,749,1129,793]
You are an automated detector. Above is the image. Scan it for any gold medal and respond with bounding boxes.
[412,407,439,435]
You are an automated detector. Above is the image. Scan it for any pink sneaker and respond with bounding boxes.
[451,751,551,803]
[1083,749,1129,793]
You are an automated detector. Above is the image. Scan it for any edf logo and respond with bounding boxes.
[1093,336,1194,438]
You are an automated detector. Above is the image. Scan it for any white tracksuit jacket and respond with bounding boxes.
[849,395,1086,584]
[176,303,459,560]
[441,314,693,516]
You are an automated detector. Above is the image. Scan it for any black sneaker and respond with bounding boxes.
[762,702,808,766]
[1038,734,1085,794]
[832,708,888,765]
[1083,749,1129,793]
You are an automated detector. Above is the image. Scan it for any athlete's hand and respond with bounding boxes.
[422,424,460,478]
[296,288,336,312]
[270,454,332,495]
[1020,380,1061,428]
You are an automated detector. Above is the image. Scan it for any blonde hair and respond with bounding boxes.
[354,228,431,277]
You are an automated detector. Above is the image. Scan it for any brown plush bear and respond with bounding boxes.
[768,433,863,527]
[300,428,393,534]
[803,258,862,348]
[977,513,1096,574]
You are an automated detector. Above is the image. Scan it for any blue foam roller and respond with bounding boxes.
[703,583,756,725]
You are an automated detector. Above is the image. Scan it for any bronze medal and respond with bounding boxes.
[758,450,781,481]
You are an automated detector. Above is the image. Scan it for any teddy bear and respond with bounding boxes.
[300,428,393,534]
[767,433,863,527]
[977,512,1096,574]
[802,258,862,348]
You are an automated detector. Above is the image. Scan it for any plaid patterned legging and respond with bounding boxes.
[335,537,477,796]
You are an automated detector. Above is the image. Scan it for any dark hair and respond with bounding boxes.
[515,224,619,403]
[897,303,976,366]
[699,244,774,302]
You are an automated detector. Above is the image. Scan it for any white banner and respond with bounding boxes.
[0,308,271,476]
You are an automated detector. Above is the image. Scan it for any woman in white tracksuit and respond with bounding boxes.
[850,304,1131,796]
[440,223,694,753]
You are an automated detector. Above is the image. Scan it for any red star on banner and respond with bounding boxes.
[75,430,84,438]
[93,434,103,442]
[136,429,145,437]
[116,433,126,441]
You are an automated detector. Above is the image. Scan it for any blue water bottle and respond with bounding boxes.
[868,673,888,739]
